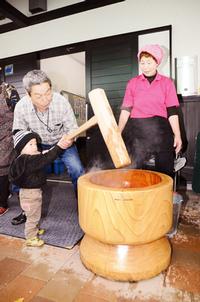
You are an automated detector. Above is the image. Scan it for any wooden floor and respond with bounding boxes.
[0,189,200,302]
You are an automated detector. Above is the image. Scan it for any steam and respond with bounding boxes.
[86,158,108,173]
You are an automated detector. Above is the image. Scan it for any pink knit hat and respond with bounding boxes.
[137,44,164,65]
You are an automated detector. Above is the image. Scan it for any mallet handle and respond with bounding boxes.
[67,116,97,140]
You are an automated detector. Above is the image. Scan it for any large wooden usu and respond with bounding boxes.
[78,169,173,281]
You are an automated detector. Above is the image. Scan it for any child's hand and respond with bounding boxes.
[57,134,74,149]
[42,150,49,154]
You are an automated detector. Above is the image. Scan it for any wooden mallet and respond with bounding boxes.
[67,88,131,168]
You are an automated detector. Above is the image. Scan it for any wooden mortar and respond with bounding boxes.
[78,169,173,281]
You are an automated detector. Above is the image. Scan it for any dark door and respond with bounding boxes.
[85,34,138,169]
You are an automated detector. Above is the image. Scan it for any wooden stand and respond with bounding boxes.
[78,169,173,281]
[80,235,171,281]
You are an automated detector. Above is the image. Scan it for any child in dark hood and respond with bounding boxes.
[9,130,71,247]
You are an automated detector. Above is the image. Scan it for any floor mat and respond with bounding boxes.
[0,181,84,249]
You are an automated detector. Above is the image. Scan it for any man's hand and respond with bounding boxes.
[57,134,74,149]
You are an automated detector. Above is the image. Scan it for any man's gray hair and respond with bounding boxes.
[23,70,52,94]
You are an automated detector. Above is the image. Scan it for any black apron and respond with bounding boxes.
[123,116,174,168]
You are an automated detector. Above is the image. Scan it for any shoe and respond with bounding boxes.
[26,236,44,247]
[37,228,45,235]
[11,212,27,225]
[0,207,9,216]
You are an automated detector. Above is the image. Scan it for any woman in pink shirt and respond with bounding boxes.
[118,44,182,177]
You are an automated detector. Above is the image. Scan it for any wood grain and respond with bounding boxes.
[80,235,171,281]
[78,169,173,245]
[88,88,131,168]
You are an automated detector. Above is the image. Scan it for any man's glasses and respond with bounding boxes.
[31,89,52,101]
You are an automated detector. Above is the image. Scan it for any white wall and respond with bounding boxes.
[40,52,85,96]
[0,0,200,87]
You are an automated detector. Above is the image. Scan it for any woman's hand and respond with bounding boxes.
[174,135,182,154]
[168,115,182,154]
[118,109,130,133]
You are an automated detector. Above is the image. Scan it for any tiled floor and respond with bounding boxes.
[0,189,200,302]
